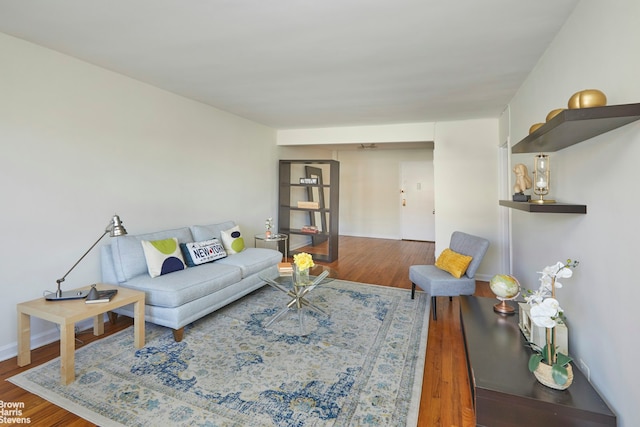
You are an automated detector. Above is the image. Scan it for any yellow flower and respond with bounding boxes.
[293,252,315,270]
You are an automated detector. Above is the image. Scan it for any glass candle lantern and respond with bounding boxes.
[532,154,555,204]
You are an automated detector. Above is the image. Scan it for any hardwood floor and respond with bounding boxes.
[316,236,491,427]
[0,236,490,426]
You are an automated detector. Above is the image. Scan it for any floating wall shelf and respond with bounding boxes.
[503,102,640,213]
[499,200,586,214]
[512,103,640,154]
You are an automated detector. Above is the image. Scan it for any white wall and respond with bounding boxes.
[336,148,433,239]
[0,33,279,358]
[279,119,502,280]
[508,1,640,425]
[434,119,501,281]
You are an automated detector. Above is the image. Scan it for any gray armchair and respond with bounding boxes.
[409,231,489,320]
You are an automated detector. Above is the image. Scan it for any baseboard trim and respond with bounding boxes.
[0,317,102,363]
[475,273,492,282]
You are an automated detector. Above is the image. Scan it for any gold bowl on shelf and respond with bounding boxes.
[529,123,544,134]
[568,89,607,109]
[546,108,565,122]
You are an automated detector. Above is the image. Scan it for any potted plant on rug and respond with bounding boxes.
[524,259,579,390]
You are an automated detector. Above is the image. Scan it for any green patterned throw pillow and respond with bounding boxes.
[220,225,245,254]
[141,237,186,278]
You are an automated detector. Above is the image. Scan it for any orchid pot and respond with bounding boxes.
[525,259,579,390]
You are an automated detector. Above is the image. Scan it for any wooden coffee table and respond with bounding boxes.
[17,284,145,385]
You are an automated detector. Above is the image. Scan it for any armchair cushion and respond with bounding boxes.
[435,248,473,279]
[409,265,476,296]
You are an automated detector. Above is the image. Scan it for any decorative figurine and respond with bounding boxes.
[513,163,532,202]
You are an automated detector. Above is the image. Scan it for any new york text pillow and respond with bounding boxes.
[180,239,227,267]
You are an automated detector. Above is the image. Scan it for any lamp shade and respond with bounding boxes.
[109,215,127,237]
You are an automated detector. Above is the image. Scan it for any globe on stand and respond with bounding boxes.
[489,274,521,315]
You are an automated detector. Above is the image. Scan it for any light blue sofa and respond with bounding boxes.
[101,220,282,341]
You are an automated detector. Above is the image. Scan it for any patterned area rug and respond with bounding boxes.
[9,280,429,426]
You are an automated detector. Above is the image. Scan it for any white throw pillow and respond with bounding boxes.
[220,225,245,254]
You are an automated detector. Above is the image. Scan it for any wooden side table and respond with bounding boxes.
[17,284,145,385]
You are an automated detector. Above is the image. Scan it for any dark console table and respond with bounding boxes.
[460,296,616,427]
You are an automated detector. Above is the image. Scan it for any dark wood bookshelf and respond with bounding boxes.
[279,160,339,262]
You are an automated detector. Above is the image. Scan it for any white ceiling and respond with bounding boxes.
[0,0,579,129]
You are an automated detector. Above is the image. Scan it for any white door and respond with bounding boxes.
[400,161,435,241]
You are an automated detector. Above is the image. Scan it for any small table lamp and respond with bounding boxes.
[46,214,128,301]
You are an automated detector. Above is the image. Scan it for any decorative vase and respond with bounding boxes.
[294,265,310,286]
[534,362,574,390]
[265,230,272,238]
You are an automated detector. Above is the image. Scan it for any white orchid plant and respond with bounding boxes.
[525,259,579,386]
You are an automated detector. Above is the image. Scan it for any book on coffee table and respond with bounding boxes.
[85,289,118,304]
[278,262,293,276]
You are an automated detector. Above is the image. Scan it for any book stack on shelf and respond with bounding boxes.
[301,225,319,234]
[278,262,293,276]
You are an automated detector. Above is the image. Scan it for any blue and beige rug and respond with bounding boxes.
[9,280,429,426]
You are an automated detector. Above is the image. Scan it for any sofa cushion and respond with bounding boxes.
[217,248,283,278]
[141,238,186,278]
[190,221,236,242]
[180,239,227,267]
[123,262,242,308]
[110,227,194,282]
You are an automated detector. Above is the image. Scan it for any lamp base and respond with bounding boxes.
[45,290,90,301]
